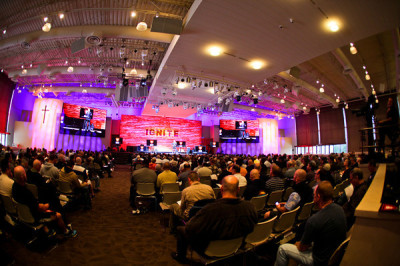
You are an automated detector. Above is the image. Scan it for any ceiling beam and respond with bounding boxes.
[277,71,338,107]
[332,48,370,100]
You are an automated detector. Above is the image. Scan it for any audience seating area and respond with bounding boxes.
[1,148,386,265]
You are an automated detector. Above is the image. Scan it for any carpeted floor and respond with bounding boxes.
[0,165,181,266]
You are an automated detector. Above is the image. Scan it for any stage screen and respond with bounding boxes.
[120,115,202,152]
[219,120,259,143]
[60,103,107,137]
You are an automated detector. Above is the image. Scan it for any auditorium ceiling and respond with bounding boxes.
[0,0,399,119]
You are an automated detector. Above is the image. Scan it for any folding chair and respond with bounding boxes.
[26,183,38,200]
[160,182,180,194]
[136,183,157,212]
[282,187,294,202]
[244,216,277,249]
[194,237,244,265]
[250,194,268,212]
[271,206,300,244]
[267,189,284,206]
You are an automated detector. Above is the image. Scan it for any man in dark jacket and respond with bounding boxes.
[171,175,257,263]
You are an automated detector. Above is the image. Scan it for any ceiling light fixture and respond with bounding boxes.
[250,60,264,70]
[131,10,137,17]
[177,81,186,89]
[130,68,137,75]
[136,22,147,31]
[336,97,340,103]
[208,46,222,56]
[42,22,52,32]
[327,19,340,32]
[67,66,74,73]
[349,43,357,54]
[21,69,27,75]
[280,98,285,103]
[2,29,6,34]
[43,16,49,22]
[78,58,81,64]
[365,71,370,80]
[319,84,324,93]
[59,13,65,19]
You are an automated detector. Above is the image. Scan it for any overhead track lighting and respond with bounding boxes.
[349,43,357,54]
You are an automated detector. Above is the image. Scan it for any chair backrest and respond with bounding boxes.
[308,180,317,188]
[213,187,221,198]
[267,189,284,206]
[58,180,73,194]
[245,216,277,246]
[200,176,212,186]
[250,194,268,212]
[189,198,215,219]
[204,237,243,257]
[282,187,294,202]
[15,201,35,224]
[161,182,180,193]
[26,183,38,200]
[273,206,300,233]
[328,237,351,266]
[297,201,314,222]
[238,186,246,197]
[136,183,156,196]
[162,192,181,205]
[1,194,17,215]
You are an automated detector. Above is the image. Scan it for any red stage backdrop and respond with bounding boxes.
[120,115,202,151]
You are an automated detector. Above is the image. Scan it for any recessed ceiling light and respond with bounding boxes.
[131,10,137,17]
[250,60,264,70]
[208,46,223,56]
[326,19,340,32]
[59,13,65,19]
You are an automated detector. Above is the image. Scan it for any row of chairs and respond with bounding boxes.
[0,194,52,246]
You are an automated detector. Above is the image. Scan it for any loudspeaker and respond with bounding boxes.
[289,67,300,78]
[151,17,182,35]
[71,37,86,54]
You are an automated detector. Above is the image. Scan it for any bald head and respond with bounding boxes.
[294,169,307,184]
[75,157,82,165]
[249,169,260,181]
[14,166,27,185]
[33,159,41,171]
[221,175,239,198]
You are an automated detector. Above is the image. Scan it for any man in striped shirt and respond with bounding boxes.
[265,164,285,194]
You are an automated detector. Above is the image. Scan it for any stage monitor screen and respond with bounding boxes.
[219,120,259,143]
[146,140,157,146]
[60,103,107,137]
[211,141,219,148]
[195,146,206,152]
[112,137,123,145]
[177,141,186,147]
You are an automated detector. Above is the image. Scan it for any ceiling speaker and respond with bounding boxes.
[151,17,182,35]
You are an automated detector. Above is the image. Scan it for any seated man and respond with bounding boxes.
[265,164,285,194]
[73,156,96,195]
[231,164,247,187]
[130,159,157,214]
[59,160,92,209]
[12,166,77,237]
[264,169,313,219]
[169,172,215,233]
[243,169,265,200]
[0,159,14,197]
[343,168,369,229]
[275,181,347,266]
[27,159,62,212]
[39,153,60,183]
[171,175,257,263]
[157,162,178,192]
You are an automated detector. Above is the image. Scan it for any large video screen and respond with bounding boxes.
[60,103,107,137]
[219,120,259,143]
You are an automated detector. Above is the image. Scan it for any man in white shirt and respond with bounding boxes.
[0,159,14,197]
[231,164,247,187]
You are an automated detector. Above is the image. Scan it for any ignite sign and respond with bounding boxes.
[120,115,201,151]
[145,128,178,138]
